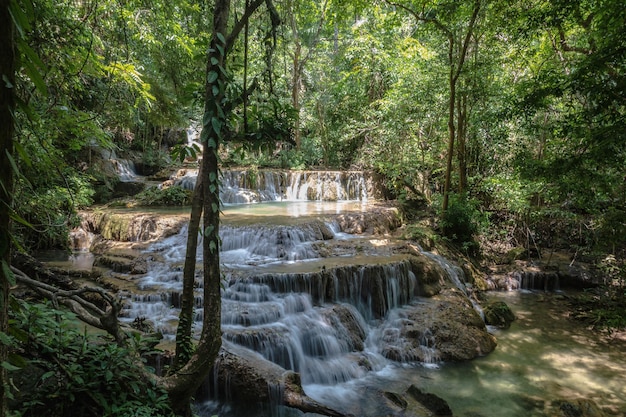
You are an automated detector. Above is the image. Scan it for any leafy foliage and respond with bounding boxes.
[438,193,489,257]
[6,300,174,417]
[135,186,192,206]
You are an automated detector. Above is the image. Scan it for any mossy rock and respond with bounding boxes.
[483,300,516,328]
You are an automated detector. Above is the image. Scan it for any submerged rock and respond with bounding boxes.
[406,385,453,416]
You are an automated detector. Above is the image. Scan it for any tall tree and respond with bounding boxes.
[386,0,481,212]
[0,0,15,415]
[286,0,329,149]
[171,0,280,400]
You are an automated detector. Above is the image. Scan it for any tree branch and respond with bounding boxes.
[226,0,266,53]
[11,266,127,345]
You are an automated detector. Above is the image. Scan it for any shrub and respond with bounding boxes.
[6,300,174,417]
[136,186,192,206]
[439,193,489,257]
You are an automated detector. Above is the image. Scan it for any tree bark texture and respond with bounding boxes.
[173,160,204,370]
[0,1,15,416]
[166,0,275,414]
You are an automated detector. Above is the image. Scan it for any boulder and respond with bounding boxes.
[483,300,516,328]
[379,289,496,363]
[336,208,401,235]
[204,341,349,417]
[320,304,367,351]
[546,399,606,417]
[406,385,453,416]
[409,254,447,297]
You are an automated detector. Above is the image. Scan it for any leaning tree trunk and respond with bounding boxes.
[0,1,15,416]
[173,160,204,370]
[163,2,231,415]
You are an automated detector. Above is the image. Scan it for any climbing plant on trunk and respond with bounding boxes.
[170,0,281,410]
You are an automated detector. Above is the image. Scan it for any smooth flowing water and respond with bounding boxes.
[116,197,626,416]
[309,290,626,417]
[52,163,626,416]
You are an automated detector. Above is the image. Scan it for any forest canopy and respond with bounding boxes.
[3,0,624,254]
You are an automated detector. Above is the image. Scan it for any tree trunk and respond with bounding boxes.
[292,41,302,149]
[164,1,231,414]
[442,36,456,213]
[457,92,468,193]
[0,1,15,415]
[165,0,275,413]
[441,0,481,213]
[173,160,204,370]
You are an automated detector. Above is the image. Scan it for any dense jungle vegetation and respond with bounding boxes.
[1,0,625,416]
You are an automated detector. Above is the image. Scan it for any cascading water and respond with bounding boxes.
[39,165,626,416]
[101,148,139,182]
[170,169,374,203]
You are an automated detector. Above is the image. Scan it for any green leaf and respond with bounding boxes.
[204,225,214,236]
[209,240,217,253]
[211,203,218,213]
[208,138,217,149]
[216,44,224,57]
[209,172,217,182]
[216,103,225,119]
[211,117,222,135]
[8,0,31,37]
[207,71,218,83]
[1,259,15,286]
[202,111,213,129]
[1,361,21,372]
[216,32,226,45]
[41,371,55,381]
[212,85,220,97]
[210,57,219,65]
[19,42,48,96]
[5,150,20,176]
[14,141,32,167]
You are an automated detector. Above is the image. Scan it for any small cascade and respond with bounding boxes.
[420,250,485,321]
[115,159,139,182]
[221,297,370,385]
[248,261,417,320]
[512,270,560,291]
[186,124,203,152]
[367,301,441,366]
[101,148,139,182]
[171,169,375,202]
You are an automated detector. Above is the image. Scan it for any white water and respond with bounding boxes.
[101,148,140,182]
[171,169,372,203]
[38,189,626,416]
[119,200,433,388]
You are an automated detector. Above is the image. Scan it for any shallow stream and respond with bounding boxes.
[197,291,626,417]
[44,164,626,417]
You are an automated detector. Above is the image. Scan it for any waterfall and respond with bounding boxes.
[100,148,139,182]
[421,250,485,320]
[118,213,424,386]
[171,169,375,203]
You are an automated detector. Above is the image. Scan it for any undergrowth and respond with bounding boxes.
[4,299,174,417]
